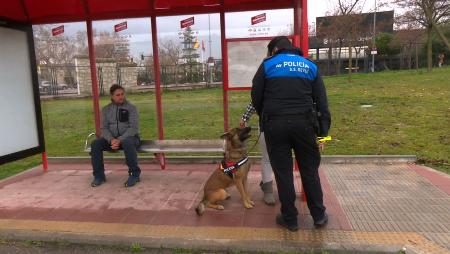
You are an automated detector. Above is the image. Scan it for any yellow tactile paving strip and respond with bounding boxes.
[0,219,448,253]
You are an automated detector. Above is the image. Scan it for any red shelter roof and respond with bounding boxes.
[1,0,294,24]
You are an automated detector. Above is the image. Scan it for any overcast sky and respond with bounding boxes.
[34,0,393,60]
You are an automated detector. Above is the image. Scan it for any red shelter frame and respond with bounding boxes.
[0,0,309,169]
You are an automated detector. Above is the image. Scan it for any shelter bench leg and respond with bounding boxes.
[42,152,48,172]
[294,159,307,202]
[154,153,166,170]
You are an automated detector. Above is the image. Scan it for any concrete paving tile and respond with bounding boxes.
[0,162,449,252]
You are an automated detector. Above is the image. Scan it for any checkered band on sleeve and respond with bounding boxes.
[241,103,256,122]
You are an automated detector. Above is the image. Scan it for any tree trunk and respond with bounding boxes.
[415,43,419,70]
[337,39,342,75]
[400,47,404,70]
[407,44,412,69]
[383,57,389,71]
[354,46,360,70]
[348,42,352,83]
[427,27,433,72]
[328,45,332,75]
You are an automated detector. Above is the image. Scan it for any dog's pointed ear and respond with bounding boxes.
[220,132,230,139]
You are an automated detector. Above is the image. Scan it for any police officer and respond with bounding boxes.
[251,36,331,231]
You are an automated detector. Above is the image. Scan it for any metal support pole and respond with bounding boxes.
[220,10,229,131]
[371,0,377,72]
[151,16,164,141]
[208,14,212,60]
[293,0,301,48]
[293,0,308,56]
[301,0,309,55]
[151,16,166,169]
[86,20,101,137]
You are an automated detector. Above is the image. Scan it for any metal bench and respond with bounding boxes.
[84,133,225,169]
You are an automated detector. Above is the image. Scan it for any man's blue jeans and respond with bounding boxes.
[91,136,141,179]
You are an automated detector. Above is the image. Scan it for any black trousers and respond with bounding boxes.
[264,115,326,225]
[91,136,141,179]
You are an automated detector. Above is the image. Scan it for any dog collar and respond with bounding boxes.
[221,157,249,178]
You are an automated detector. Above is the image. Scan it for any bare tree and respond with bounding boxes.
[316,15,338,75]
[332,0,364,81]
[33,25,77,65]
[159,39,182,66]
[393,0,450,71]
[94,31,130,62]
[392,28,425,69]
[72,29,131,62]
[158,38,183,85]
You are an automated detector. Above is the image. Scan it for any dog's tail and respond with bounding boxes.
[195,198,208,216]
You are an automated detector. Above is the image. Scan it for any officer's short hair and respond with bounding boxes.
[267,36,293,53]
[110,84,124,95]
[267,36,303,56]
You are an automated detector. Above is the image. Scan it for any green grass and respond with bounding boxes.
[130,242,144,252]
[0,155,41,180]
[1,67,449,178]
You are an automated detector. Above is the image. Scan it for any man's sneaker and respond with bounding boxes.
[124,175,140,187]
[91,177,106,187]
[314,212,329,228]
[276,214,298,232]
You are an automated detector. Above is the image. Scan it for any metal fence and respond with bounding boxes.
[38,62,223,97]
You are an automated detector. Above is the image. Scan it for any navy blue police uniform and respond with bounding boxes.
[251,37,331,229]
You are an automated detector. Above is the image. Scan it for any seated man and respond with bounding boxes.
[90,84,141,187]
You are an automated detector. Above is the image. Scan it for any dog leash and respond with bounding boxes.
[246,131,262,155]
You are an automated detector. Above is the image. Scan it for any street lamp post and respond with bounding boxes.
[371,0,377,72]
[208,14,213,84]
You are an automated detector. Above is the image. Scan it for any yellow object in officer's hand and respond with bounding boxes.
[317,136,332,143]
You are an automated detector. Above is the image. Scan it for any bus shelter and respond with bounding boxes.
[0,0,309,169]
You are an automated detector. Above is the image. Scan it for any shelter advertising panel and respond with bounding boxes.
[225,37,292,90]
[0,19,44,165]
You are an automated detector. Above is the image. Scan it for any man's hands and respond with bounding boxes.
[111,138,121,150]
[318,142,326,152]
[239,119,246,128]
[316,136,331,152]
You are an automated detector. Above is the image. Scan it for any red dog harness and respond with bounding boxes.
[220,157,249,178]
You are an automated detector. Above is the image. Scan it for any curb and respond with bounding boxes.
[0,227,402,254]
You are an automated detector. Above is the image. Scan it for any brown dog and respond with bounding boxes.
[195,127,253,215]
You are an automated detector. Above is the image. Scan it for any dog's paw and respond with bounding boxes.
[249,200,255,206]
[244,203,254,209]
[217,205,224,210]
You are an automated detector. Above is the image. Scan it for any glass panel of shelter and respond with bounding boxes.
[156,14,223,140]
[92,18,157,142]
[33,22,95,157]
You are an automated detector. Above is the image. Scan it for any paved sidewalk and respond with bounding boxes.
[0,161,448,253]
